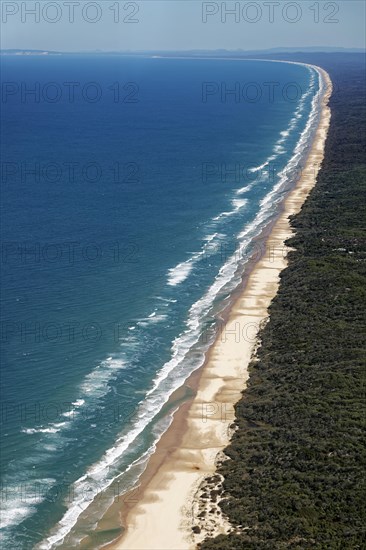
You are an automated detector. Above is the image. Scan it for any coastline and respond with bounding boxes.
[106,64,332,550]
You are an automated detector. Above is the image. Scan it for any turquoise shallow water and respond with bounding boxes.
[0,56,321,548]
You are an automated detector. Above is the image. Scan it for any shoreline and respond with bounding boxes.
[104,63,332,550]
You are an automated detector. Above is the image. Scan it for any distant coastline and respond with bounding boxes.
[104,62,332,550]
[2,47,365,56]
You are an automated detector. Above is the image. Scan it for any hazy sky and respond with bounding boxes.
[1,0,365,51]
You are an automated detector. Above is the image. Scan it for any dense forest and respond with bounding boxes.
[199,53,366,549]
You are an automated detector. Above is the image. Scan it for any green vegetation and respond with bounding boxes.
[199,54,366,549]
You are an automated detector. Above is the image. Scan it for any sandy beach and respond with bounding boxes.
[108,64,332,550]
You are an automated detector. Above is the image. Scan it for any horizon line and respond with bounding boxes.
[1,46,365,54]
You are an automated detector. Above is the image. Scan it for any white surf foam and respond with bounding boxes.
[235,184,253,195]
[22,426,63,435]
[167,233,225,286]
[137,313,168,326]
[248,66,317,180]
[212,197,248,222]
[167,260,195,286]
[0,478,56,532]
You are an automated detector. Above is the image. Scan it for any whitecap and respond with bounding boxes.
[0,478,56,531]
[72,399,85,407]
[248,160,269,173]
[22,426,62,435]
[167,260,194,286]
[137,314,168,326]
[231,198,248,210]
[235,184,253,195]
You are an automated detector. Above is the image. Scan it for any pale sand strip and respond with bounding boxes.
[111,65,332,550]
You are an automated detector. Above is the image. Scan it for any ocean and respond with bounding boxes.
[0,55,322,549]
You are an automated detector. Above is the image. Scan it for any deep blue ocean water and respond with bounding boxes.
[0,56,322,549]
